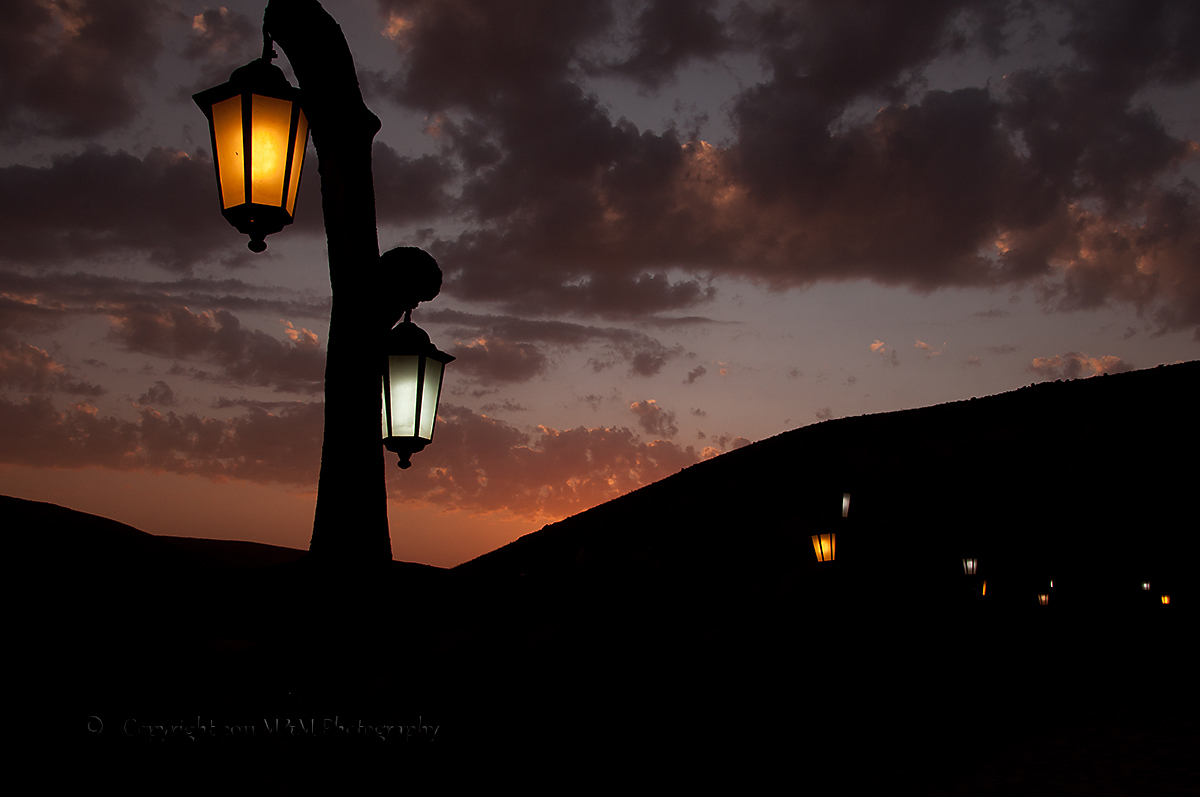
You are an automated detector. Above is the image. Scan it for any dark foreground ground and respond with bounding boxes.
[16,494,1196,793]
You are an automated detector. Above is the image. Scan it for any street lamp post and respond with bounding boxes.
[193,0,432,564]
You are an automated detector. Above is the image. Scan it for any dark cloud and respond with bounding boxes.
[449,338,549,384]
[0,270,330,322]
[1,0,1195,337]
[183,6,258,62]
[1027,351,1132,378]
[0,148,246,269]
[607,0,730,89]
[374,0,612,111]
[108,305,325,394]
[1059,0,1200,87]
[629,399,678,438]
[365,0,1200,335]
[478,399,527,413]
[0,335,103,396]
[698,431,750,459]
[137,380,178,407]
[373,144,458,223]
[0,0,164,138]
[425,308,685,377]
[684,365,706,384]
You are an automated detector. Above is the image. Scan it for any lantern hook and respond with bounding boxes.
[261,22,277,63]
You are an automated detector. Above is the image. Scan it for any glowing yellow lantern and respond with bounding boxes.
[382,319,454,469]
[1038,593,1049,606]
[963,558,978,575]
[811,533,835,562]
[981,579,987,596]
[193,49,308,252]
[1161,595,1170,605]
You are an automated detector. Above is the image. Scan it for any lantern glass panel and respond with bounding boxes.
[1142,582,1150,590]
[842,493,850,517]
[963,558,978,575]
[1038,593,1049,605]
[286,110,308,215]
[811,533,835,562]
[418,358,444,440]
[388,355,420,437]
[212,96,245,209]
[381,378,388,438]
[251,94,293,206]
[1161,595,1170,604]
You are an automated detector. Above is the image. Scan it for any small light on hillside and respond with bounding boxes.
[981,579,987,596]
[1161,594,1171,605]
[1038,593,1049,606]
[811,533,835,562]
[1142,581,1151,591]
[963,558,978,575]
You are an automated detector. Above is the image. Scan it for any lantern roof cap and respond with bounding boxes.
[386,320,455,362]
[192,56,300,114]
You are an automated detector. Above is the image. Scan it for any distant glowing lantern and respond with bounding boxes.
[981,579,987,596]
[1038,593,1049,606]
[382,319,454,469]
[1142,581,1151,591]
[841,493,851,518]
[811,533,836,562]
[963,558,978,575]
[193,39,308,253]
[1161,595,1170,605]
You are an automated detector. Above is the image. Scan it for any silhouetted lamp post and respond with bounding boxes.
[190,1,448,563]
[193,33,309,253]
[383,314,454,469]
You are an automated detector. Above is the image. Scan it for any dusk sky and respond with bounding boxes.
[2,0,1197,566]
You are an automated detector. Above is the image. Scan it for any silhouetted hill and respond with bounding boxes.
[17,361,1199,791]
[457,360,1198,613]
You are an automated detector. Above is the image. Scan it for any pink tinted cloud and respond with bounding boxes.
[107,305,326,394]
[0,394,708,522]
[0,394,323,484]
[1028,351,1132,379]
[0,336,103,396]
[629,399,678,438]
[395,404,703,519]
